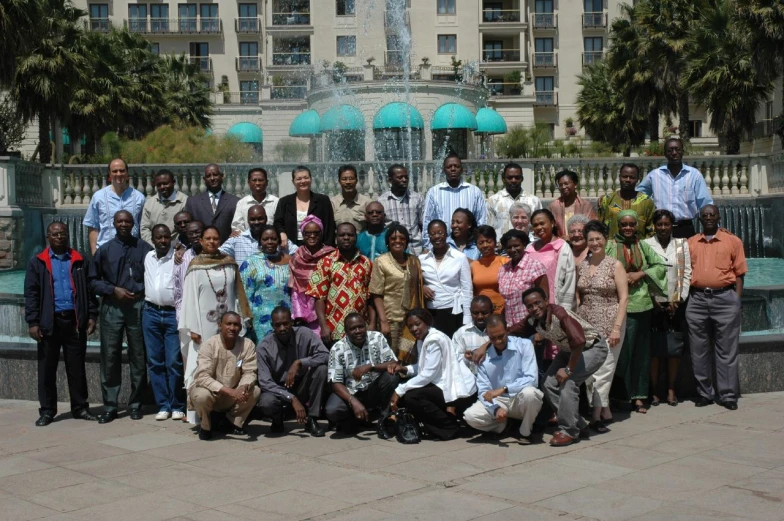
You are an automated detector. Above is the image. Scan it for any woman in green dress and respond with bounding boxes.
[598,164,655,240]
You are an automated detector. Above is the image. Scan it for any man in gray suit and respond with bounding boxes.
[184,164,240,244]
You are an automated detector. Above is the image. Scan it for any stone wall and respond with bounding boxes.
[0,215,23,269]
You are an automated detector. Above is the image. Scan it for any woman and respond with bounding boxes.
[598,164,655,239]
[548,170,597,238]
[576,220,629,432]
[274,166,336,247]
[567,214,590,266]
[288,216,335,334]
[527,209,576,311]
[509,202,536,243]
[389,308,471,440]
[643,209,691,407]
[419,220,473,338]
[240,225,292,340]
[608,210,667,414]
[179,226,251,423]
[498,230,548,334]
[447,208,480,260]
[470,226,510,315]
[369,223,425,363]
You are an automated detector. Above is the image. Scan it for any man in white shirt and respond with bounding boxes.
[231,168,279,235]
[453,296,493,377]
[487,162,542,234]
[143,224,185,421]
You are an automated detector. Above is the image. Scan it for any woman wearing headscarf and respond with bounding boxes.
[606,210,666,414]
[287,215,335,335]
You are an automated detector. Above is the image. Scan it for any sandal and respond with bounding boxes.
[651,396,661,407]
[667,398,678,406]
[590,420,610,434]
[633,401,648,414]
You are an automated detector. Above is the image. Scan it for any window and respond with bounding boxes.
[483,2,503,22]
[200,4,219,32]
[189,42,210,71]
[337,36,356,56]
[689,120,703,138]
[535,38,554,67]
[240,80,259,105]
[438,0,456,14]
[535,76,554,91]
[239,3,257,17]
[240,42,258,56]
[584,37,602,65]
[128,5,147,32]
[584,0,602,12]
[438,35,457,54]
[535,0,554,13]
[239,42,259,70]
[483,41,502,61]
[150,43,160,55]
[765,101,774,120]
[535,38,554,52]
[150,4,169,32]
[89,4,109,31]
[179,4,197,32]
[336,0,356,15]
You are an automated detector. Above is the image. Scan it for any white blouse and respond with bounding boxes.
[418,248,473,323]
[643,236,692,302]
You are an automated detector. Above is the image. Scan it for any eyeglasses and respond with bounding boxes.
[302,231,320,237]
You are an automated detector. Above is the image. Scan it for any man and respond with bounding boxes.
[89,211,153,423]
[463,315,542,444]
[140,169,188,245]
[172,211,193,249]
[453,296,494,376]
[325,314,399,433]
[486,163,542,234]
[377,164,424,254]
[84,158,146,254]
[356,202,388,261]
[190,312,260,440]
[143,224,185,421]
[184,163,240,243]
[686,205,747,410]
[256,306,329,437]
[331,165,371,233]
[231,168,279,234]
[306,223,374,344]
[422,154,488,248]
[220,204,297,265]
[173,220,204,319]
[25,222,99,426]
[598,164,655,239]
[638,137,713,238]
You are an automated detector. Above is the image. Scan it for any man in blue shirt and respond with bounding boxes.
[25,222,99,426]
[463,314,543,444]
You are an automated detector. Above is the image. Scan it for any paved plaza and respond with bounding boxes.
[1,393,784,521]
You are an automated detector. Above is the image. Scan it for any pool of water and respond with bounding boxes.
[0,270,25,295]
[745,258,784,288]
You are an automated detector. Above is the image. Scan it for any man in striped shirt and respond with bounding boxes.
[422,154,488,249]
[377,164,424,254]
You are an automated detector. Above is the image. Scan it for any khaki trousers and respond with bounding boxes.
[190,386,261,431]
[464,386,544,437]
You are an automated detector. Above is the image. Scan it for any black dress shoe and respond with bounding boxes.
[722,401,738,411]
[35,414,53,427]
[129,409,143,420]
[98,411,117,424]
[694,397,713,407]
[73,409,98,421]
[306,417,325,437]
[230,427,248,436]
[270,420,284,433]
[198,427,213,440]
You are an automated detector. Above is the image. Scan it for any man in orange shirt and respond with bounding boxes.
[686,205,747,411]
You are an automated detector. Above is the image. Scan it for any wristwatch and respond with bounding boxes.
[564,367,572,377]
[502,386,508,394]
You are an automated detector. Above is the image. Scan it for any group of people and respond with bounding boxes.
[24,137,748,447]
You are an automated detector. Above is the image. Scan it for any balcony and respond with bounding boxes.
[236,56,261,72]
[271,85,307,99]
[532,13,557,29]
[487,82,522,97]
[189,56,211,72]
[583,12,607,28]
[582,51,603,67]
[481,49,522,63]
[148,18,174,33]
[384,10,410,29]
[220,91,260,105]
[481,9,521,22]
[271,52,311,65]
[534,91,557,106]
[533,52,557,68]
[271,12,311,25]
[235,17,261,33]
[199,17,221,34]
[384,50,410,71]
[85,18,111,32]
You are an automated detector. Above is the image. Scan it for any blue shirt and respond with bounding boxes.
[220,229,298,265]
[50,249,74,312]
[476,336,538,414]
[447,237,480,260]
[83,185,146,248]
[422,181,488,249]
[357,229,389,261]
[637,164,713,221]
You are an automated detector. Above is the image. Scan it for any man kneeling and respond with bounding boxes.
[464,315,543,444]
[326,314,399,433]
[190,312,260,440]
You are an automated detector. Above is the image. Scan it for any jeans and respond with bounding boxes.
[142,303,184,413]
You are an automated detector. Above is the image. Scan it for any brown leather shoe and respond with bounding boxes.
[550,431,578,447]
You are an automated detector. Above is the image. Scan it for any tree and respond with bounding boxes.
[495,123,556,158]
[0,0,44,86]
[0,96,27,153]
[683,0,773,154]
[576,60,647,156]
[273,139,309,161]
[158,54,212,130]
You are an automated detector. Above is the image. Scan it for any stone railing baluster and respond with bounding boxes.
[739,160,749,195]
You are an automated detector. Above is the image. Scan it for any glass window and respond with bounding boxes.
[535,0,553,13]
[535,76,554,91]
[239,3,257,17]
[240,80,259,105]
[689,120,702,138]
[336,0,356,16]
[337,36,357,56]
[89,4,108,18]
[584,0,602,12]
[150,42,160,55]
[189,42,209,70]
[200,4,219,32]
[483,41,502,61]
[483,2,502,21]
[535,38,553,52]
[240,42,258,56]
[179,4,197,32]
[438,35,457,54]
[150,5,169,32]
[584,37,603,51]
[437,0,456,14]
[128,5,147,32]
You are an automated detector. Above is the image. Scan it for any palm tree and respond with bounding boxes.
[0,0,44,86]
[682,0,774,154]
[158,54,212,130]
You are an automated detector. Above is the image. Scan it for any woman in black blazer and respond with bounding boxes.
[274,166,336,247]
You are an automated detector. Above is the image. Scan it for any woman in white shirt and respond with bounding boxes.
[389,308,471,440]
[419,220,473,338]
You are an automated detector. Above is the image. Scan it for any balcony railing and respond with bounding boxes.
[384,50,410,69]
[86,18,111,32]
[532,13,557,29]
[235,17,261,33]
[752,120,775,139]
[271,85,307,99]
[236,56,261,72]
[124,17,223,34]
[533,52,557,68]
[481,49,522,62]
[486,82,522,96]
[582,51,603,67]
[481,9,521,22]
[199,17,221,33]
[220,91,260,105]
[384,11,410,28]
[271,12,311,25]
[534,91,557,106]
[189,56,211,72]
[178,17,198,33]
[271,52,311,65]
[583,12,607,28]
[148,18,174,33]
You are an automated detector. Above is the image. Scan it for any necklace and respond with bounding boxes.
[205,265,228,322]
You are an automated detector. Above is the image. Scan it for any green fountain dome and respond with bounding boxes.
[431,103,478,131]
[373,102,424,129]
[320,104,365,132]
[227,122,263,143]
[289,110,321,137]
[475,107,508,134]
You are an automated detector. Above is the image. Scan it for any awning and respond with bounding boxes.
[431,103,478,131]
[49,128,71,146]
[319,105,365,132]
[475,108,508,134]
[289,109,321,136]
[373,102,424,130]
[227,122,263,143]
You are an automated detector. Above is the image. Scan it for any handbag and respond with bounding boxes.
[652,304,685,358]
[394,408,422,444]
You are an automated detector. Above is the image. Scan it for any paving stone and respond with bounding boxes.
[62,492,204,521]
[113,463,229,492]
[374,488,510,521]
[0,494,57,521]
[0,455,53,478]
[26,480,145,513]
[100,431,194,452]
[0,467,95,496]
[535,486,664,521]
[216,488,351,520]
[64,452,176,478]
[313,472,425,504]
[627,504,760,521]
[28,441,130,466]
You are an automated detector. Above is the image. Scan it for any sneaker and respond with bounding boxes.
[171,411,186,421]
[155,411,170,421]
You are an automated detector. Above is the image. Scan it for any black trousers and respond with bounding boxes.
[672,220,696,239]
[38,313,89,417]
[258,365,327,419]
[429,309,464,339]
[400,383,460,440]
[324,372,400,426]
